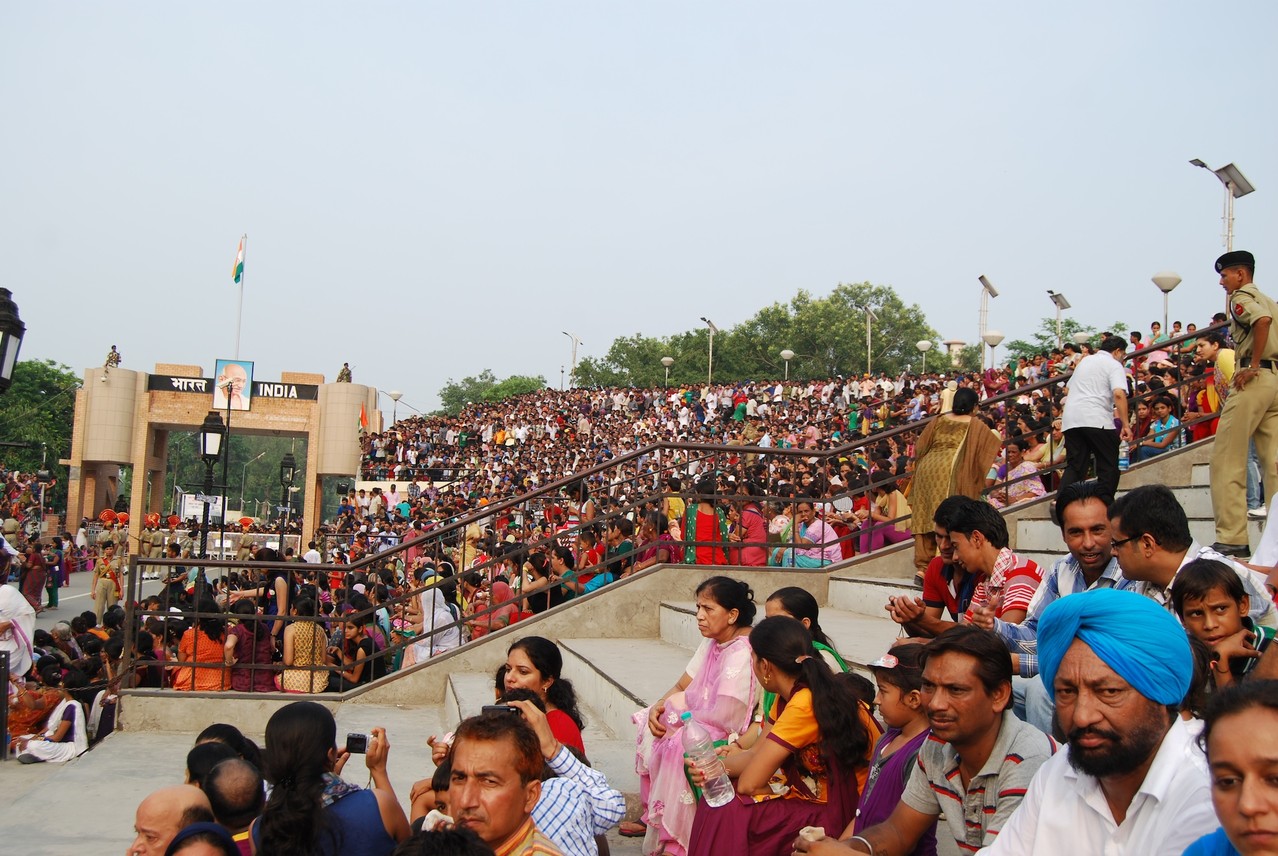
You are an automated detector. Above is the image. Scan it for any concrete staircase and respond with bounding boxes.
[0,439,1237,855]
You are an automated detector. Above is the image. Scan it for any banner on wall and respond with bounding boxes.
[212,358,255,412]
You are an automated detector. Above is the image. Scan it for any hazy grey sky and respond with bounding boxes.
[4,2,1275,413]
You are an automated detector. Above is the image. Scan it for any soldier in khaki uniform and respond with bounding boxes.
[236,525,255,562]
[96,522,117,552]
[1210,250,1278,555]
[137,522,154,560]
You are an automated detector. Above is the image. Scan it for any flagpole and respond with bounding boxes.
[234,234,247,359]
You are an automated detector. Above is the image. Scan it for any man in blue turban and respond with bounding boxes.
[979,588,1216,855]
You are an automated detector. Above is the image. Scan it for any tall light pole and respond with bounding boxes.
[240,451,266,514]
[858,306,877,375]
[1151,272,1181,339]
[915,340,933,374]
[0,288,26,395]
[1190,159,1255,250]
[700,317,718,386]
[661,356,674,387]
[1046,290,1071,347]
[780,348,795,381]
[978,275,999,345]
[388,390,402,426]
[982,330,1005,372]
[561,331,583,387]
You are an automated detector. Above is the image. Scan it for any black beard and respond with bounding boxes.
[1066,718,1166,778]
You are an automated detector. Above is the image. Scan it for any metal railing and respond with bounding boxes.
[116,323,1225,694]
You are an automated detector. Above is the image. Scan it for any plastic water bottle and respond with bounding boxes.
[1118,440,1130,472]
[680,711,735,807]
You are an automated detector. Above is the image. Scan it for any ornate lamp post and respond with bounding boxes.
[280,452,297,534]
[196,410,227,596]
[0,289,26,394]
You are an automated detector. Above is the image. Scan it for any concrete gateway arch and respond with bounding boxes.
[64,362,380,546]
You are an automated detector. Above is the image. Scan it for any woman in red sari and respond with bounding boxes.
[19,542,48,613]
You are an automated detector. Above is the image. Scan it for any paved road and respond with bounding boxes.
[10,565,168,634]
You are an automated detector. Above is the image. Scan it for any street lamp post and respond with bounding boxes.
[562,331,583,387]
[280,453,297,533]
[700,317,718,386]
[388,390,402,426]
[978,275,1000,345]
[780,349,795,381]
[240,451,266,515]
[915,340,933,374]
[1046,290,1072,347]
[1190,159,1255,250]
[661,356,674,387]
[981,330,1005,372]
[858,306,877,375]
[196,411,227,576]
[1151,272,1181,339]
[0,289,25,395]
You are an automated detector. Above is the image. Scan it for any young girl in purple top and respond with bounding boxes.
[852,643,938,855]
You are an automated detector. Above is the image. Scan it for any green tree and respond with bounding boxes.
[0,359,80,510]
[1002,317,1133,366]
[571,283,939,387]
[952,344,984,373]
[437,370,548,416]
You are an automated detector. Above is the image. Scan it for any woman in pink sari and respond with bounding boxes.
[624,576,760,855]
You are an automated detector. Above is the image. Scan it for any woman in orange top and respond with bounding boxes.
[172,597,227,691]
[689,615,880,856]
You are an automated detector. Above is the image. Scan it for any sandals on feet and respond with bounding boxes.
[618,820,648,838]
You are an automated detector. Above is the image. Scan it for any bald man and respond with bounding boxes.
[204,758,265,854]
[128,785,213,856]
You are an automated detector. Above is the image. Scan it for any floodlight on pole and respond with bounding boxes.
[915,340,933,373]
[700,317,718,386]
[1046,290,1071,347]
[978,275,999,345]
[562,331,583,387]
[981,330,1005,371]
[1151,272,1182,339]
[661,355,674,387]
[1190,159,1255,250]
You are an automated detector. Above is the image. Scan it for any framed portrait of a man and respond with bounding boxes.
[213,359,254,412]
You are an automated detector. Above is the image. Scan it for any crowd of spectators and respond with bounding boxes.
[8,301,1277,853]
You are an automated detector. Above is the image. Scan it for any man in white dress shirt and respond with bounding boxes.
[981,588,1216,855]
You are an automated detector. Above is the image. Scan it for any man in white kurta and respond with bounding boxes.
[980,588,1216,855]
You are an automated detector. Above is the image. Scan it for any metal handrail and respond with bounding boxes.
[118,322,1227,694]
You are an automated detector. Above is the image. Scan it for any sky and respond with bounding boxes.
[3,2,1276,415]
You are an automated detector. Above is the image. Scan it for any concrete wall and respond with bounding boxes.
[119,562,830,732]
[82,367,139,463]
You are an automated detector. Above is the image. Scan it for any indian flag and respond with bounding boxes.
[359,402,369,432]
[232,235,245,284]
